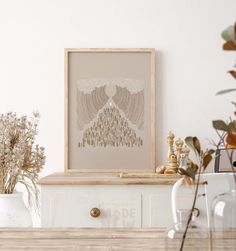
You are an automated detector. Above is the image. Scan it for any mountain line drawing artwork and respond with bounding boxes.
[78,105,143,148]
[76,78,144,148]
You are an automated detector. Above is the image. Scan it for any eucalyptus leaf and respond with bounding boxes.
[203,154,213,170]
[193,137,201,155]
[190,162,199,173]
[207,149,215,155]
[229,71,236,79]
[228,122,236,133]
[221,25,236,43]
[185,136,198,155]
[226,132,236,146]
[178,167,196,180]
[223,41,236,50]
[212,120,229,131]
[216,89,236,95]
[185,136,193,146]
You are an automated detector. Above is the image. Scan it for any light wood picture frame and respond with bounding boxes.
[65,48,155,173]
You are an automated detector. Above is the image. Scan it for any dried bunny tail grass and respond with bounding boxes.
[0,112,45,209]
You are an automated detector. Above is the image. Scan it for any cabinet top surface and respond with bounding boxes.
[0,228,234,250]
[38,172,180,185]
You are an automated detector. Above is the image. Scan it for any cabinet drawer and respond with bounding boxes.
[147,186,207,228]
[42,193,141,228]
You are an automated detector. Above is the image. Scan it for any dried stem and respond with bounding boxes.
[179,159,203,251]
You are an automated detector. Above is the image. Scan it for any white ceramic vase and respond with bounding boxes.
[0,192,32,227]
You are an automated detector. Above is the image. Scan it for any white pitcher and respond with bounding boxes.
[0,192,32,227]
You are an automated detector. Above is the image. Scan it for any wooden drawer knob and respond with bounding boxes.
[90,208,101,218]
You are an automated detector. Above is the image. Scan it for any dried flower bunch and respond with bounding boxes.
[0,112,45,202]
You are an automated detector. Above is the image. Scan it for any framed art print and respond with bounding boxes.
[65,48,155,172]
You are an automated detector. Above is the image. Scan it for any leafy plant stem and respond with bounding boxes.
[215,130,236,185]
[179,160,203,251]
[216,131,227,148]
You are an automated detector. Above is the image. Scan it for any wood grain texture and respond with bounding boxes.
[0,228,235,250]
[150,49,156,173]
[120,172,180,178]
[64,49,69,173]
[37,172,180,185]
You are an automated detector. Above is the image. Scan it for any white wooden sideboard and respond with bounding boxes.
[38,173,231,228]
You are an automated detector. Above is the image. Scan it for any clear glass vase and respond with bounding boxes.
[165,209,209,250]
[210,174,236,249]
[211,174,236,229]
